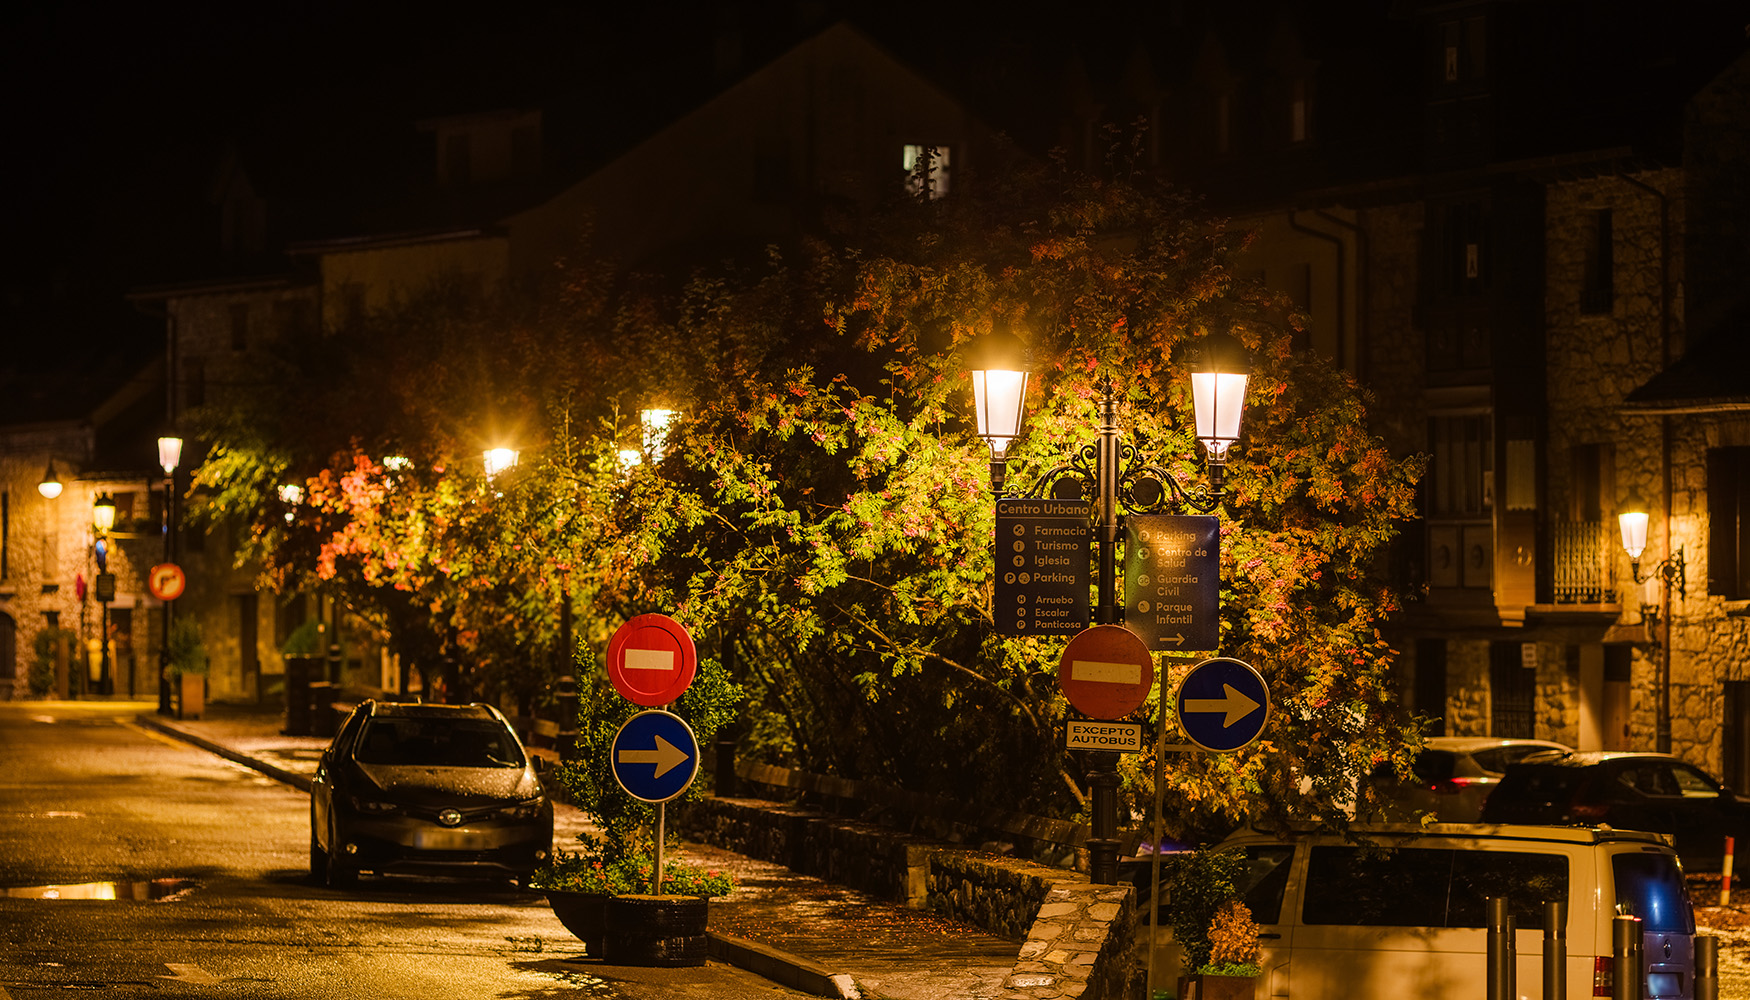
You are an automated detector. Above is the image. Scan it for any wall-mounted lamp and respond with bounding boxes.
[1617,492,1687,618]
[38,459,63,499]
[92,493,117,535]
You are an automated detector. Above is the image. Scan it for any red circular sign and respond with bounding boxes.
[1058,624,1155,720]
[606,613,698,706]
[149,563,187,602]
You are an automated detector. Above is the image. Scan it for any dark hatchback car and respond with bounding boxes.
[310,700,554,888]
[1481,750,1748,869]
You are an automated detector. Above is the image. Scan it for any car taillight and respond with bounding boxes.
[1594,956,1612,996]
[1428,777,1483,795]
[1570,797,1610,820]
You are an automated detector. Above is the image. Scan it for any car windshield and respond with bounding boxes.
[353,716,525,768]
[1613,850,1695,933]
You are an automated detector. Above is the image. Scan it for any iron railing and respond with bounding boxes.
[1553,520,1614,604]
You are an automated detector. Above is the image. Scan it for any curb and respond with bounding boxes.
[134,713,860,998]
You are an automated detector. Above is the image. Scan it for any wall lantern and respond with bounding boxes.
[92,492,117,534]
[38,459,63,499]
[157,436,184,476]
[967,328,1031,496]
[1617,491,1685,597]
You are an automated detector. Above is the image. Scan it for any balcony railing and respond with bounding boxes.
[1553,520,1614,604]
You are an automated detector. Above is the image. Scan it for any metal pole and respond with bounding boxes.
[653,803,666,897]
[1658,572,1672,753]
[1697,935,1719,1000]
[159,473,173,715]
[1544,900,1566,1000]
[100,601,111,696]
[1085,386,1123,885]
[1144,706,1169,1000]
[1487,896,1514,1000]
[1613,914,1642,1000]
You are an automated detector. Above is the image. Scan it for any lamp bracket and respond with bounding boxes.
[1031,439,1221,514]
[1630,545,1687,600]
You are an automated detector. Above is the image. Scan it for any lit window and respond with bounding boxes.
[902,144,951,200]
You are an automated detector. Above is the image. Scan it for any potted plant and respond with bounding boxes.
[531,647,741,965]
[1162,848,1261,1000]
[167,618,208,720]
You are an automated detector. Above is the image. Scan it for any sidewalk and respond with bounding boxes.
[134,703,1023,1000]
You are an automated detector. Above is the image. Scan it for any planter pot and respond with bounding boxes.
[1177,974,1257,1000]
[545,890,611,955]
[178,673,206,720]
[603,894,709,967]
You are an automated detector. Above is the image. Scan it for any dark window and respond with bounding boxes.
[1305,846,1565,928]
[229,303,249,351]
[1446,850,1567,927]
[1429,416,1492,516]
[1444,203,1488,296]
[444,134,471,185]
[1237,846,1296,924]
[511,124,540,176]
[1708,447,1750,599]
[1489,641,1535,738]
[1415,638,1448,735]
[1612,851,1694,933]
[1580,209,1614,314]
[273,298,314,339]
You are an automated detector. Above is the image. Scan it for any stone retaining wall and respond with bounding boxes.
[673,796,1141,1000]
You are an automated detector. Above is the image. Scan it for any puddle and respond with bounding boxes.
[1,878,198,900]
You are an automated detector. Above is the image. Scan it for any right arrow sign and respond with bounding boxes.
[1175,657,1270,753]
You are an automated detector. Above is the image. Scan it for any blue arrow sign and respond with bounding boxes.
[611,710,700,803]
[1175,657,1270,753]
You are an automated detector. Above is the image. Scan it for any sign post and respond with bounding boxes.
[995,498,1091,636]
[611,709,701,897]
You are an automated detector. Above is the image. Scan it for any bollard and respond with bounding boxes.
[1697,935,1719,1000]
[1544,899,1566,1000]
[1612,914,1642,1000]
[1487,896,1515,1000]
[1723,837,1736,907]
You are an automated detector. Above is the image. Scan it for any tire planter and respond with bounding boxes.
[545,891,612,956]
[602,894,709,967]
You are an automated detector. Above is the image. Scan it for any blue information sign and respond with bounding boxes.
[610,710,700,803]
[1174,657,1270,753]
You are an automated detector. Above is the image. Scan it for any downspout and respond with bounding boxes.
[1620,172,1672,754]
[1314,208,1369,380]
[1288,211,1347,370]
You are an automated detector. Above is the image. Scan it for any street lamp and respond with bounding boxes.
[92,493,117,696]
[968,329,1251,885]
[640,408,677,464]
[38,459,63,499]
[157,436,183,715]
[1617,492,1685,753]
[483,448,520,480]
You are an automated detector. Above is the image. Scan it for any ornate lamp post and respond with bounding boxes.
[1618,492,1685,753]
[968,330,1251,884]
[157,436,183,715]
[92,493,117,697]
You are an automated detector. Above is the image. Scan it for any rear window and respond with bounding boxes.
[1470,745,1557,774]
[1492,763,1587,802]
[355,716,525,768]
[1613,851,1694,934]
[1303,846,1568,928]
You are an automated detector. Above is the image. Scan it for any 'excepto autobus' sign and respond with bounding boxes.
[1122,514,1219,651]
[994,498,1090,636]
[1066,719,1144,753]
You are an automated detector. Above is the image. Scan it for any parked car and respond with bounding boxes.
[1371,736,1573,822]
[1481,750,1747,870]
[309,700,554,888]
[1141,822,1694,1000]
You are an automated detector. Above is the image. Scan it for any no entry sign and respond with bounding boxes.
[149,563,186,602]
[1057,624,1155,721]
[606,613,698,706]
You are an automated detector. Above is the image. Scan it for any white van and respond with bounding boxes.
[1141,823,1695,1000]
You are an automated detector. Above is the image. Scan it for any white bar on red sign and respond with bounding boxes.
[624,649,676,672]
[1070,659,1142,685]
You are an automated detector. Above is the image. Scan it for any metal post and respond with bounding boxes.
[1487,896,1514,1000]
[1544,900,1566,1000]
[653,803,666,897]
[99,601,111,696]
[1696,935,1719,1000]
[158,472,174,715]
[1657,572,1672,753]
[1084,386,1123,885]
[1613,914,1642,1000]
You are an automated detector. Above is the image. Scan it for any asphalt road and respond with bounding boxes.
[0,702,810,1000]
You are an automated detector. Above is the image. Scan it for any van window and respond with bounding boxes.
[1303,847,1567,928]
[1236,846,1295,923]
[1613,851,1695,934]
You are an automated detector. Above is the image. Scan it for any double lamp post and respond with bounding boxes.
[967,329,1251,884]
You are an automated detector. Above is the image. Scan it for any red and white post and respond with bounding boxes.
[1723,836,1736,907]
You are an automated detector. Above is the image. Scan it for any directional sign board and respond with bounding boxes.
[1174,657,1270,753]
[995,498,1091,637]
[1123,515,1219,651]
[1058,624,1155,721]
[611,709,700,803]
[607,613,697,706]
[149,563,186,602]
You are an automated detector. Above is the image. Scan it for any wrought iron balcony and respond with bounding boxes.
[1552,520,1615,604]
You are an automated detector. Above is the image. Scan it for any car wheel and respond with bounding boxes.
[324,818,358,889]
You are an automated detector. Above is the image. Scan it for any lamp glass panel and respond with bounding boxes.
[93,496,116,532]
[617,448,643,471]
[1192,371,1249,443]
[1618,510,1649,560]
[157,436,184,474]
[972,369,1028,451]
[483,448,519,478]
[640,409,676,462]
[38,476,62,500]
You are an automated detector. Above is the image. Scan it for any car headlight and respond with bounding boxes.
[350,796,401,814]
[493,798,546,821]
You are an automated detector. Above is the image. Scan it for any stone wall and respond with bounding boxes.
[673,796,1142,1000]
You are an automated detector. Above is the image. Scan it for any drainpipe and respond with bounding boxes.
[1288,211,1347,370]
[1620,172,1672,754]
[1314,208,1369,380]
